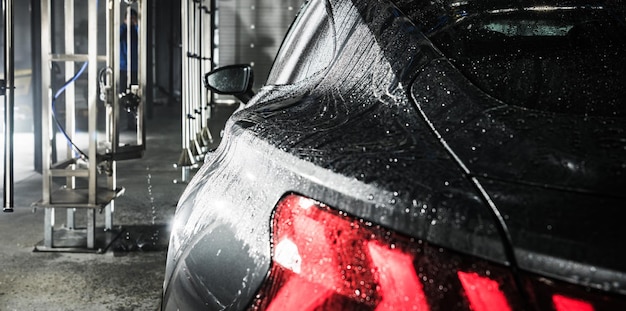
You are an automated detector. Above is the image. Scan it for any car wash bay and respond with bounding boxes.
[0,0,301,309]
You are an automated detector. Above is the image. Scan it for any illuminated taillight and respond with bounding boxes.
[457,271,512,311]
[249,194,523,310]
[553,295,594,311]
[522,272,626,311]
[249,194,626,311]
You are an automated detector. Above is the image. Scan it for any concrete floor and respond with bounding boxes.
[0,103,232,311]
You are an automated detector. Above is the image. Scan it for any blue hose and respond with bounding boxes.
[51,61,89,159]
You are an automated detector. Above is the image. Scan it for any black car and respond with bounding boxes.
[162,0,626,309]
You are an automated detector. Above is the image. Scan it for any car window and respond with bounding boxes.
[265,0,335,85]
[394,0,626,117]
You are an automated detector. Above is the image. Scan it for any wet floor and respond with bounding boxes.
[0,103,225,311]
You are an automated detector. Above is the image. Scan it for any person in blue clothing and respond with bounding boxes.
[120,8,138,89]
[120,8,139,129]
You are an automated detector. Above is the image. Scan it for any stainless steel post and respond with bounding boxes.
[105,161,115,230]
[41,0,53,244]
[185,0,197,165]
[105,0,115,230]
[138,0,147,145]
[177,0,196,182]
[87,0,98,249]
[199,4,209,147]
[182,0,189,154]
[188,0,197,160]
[104,1,118,232]
[190,3,201,158]
[44,208,54,248]
[112,0,120,153]
[103,0,116,233]
[87,208,95,249]
[192,4,206,155]
[125,6,131,88]
[200,0,214,149]
[3,0,15,212]
[150,0,157,103]
[64,0,76,227]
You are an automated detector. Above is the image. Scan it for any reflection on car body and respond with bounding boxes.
[162,0,626,310]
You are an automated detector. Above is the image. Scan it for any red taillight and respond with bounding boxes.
[249,194,522,310]
[249,194,624,311]
[522,272,626,311]
[553,294,594,311]
[457,271,512,311]
[366,241,429,310]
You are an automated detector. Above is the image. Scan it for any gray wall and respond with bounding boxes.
[217,0,304,89]
[154,0,181,102]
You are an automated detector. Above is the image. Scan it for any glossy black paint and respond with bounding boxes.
[163,0,626,309]
[412,59,626,292]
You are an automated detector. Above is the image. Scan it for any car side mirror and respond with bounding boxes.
[204,65,255,104]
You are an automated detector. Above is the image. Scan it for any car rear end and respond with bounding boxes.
[247,193,626,310]
[162,0,626,309]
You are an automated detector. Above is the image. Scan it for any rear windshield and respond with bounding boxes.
[394,1,626,117]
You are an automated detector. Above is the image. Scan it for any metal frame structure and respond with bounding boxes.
[3,0,15,213]
[175,0,302,183]
[33,0,147,252]
[176,0,214,183]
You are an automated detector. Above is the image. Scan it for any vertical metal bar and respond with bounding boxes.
[200,4,207,149]
[105,0,117,232]
[105,204,113,230]
[148,0,156,119]
[64,0,76,227]
[211,0,217,71]
[189,2,197,156]
[198,2,207,147]
[125,6,131,87]
[87,0,97,206]
[191,2,204,158]
[64,0,75,160]
[87,208,95,249]
[189,0,201,160]
[106,0,116,232]
[168,0,175,106]
[41,0,52,207]
[44,208,54,248]
[182,0,189,152]
[87,0,98,250]
[40,0,54,247]
[3,0,15,212]
[112,0,120,154]
[199,4,207,131]
[177,0,195,182]
[199,3,209,150]
[105,161,116,230]
[105,0,112,147]
[138,0,147,146]
[200,0,214,148]
[32,0,43,174]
